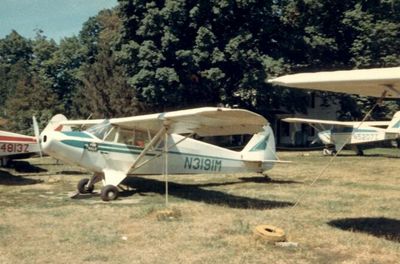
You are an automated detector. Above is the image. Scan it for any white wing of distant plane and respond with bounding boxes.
[60,107,268,136]
[268,67,400,98]
[282,117,391,128]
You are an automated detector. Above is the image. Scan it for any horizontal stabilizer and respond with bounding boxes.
[243,159,292,164]
[386,111,400,134]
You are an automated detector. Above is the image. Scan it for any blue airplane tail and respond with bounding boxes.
[241,125,277,162]
[386,111,400,133]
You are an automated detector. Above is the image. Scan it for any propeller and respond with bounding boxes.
[32,116,43,158]
[310,136,321,145]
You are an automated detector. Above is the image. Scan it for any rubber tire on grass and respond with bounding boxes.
[77,178,94,194]
[101,185,119,201]
[253,225,286,243]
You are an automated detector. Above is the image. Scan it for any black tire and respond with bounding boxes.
[101,185,119,201]
[77,178,94,194]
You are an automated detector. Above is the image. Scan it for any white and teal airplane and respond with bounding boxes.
[38,107,284,201]
[269,67,400,155]
[282,112,400,155]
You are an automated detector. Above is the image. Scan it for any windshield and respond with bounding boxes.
[85,119,112,139]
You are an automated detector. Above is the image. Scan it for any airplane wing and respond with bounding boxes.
[268,67,400,98]
[60,107,268,136]
[282,118,391,128]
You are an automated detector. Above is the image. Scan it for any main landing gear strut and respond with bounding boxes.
[77,173,119,201]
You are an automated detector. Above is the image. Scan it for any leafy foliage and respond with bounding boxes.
[0,1,399,133]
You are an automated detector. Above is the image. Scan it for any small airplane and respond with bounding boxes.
[282,112,400,155]
[268,66,400,155]
[0,115,69,167]
[37,107,285,202]
[0,130,38,166]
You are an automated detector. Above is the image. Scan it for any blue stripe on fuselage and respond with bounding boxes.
[61,131,93,139]
[60,139,241,161]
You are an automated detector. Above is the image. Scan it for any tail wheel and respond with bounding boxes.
[77,178,94,194]
[101,185,119,201]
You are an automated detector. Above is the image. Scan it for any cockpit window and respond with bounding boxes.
[85,119,112,139]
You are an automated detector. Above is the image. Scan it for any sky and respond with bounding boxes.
[0,0,118,41]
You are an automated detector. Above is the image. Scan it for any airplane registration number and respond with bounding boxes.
[184,157,222,172]
[0,143,29,153]
[353,133,377,141]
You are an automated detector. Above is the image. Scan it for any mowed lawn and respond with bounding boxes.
[0,149,399,264]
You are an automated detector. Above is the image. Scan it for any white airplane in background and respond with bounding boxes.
[268,67,400,155]
[37,107,285,202]
[0,115,69,166]
[282,112,400,155]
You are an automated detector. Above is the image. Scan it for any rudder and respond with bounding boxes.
[241,125,276,162]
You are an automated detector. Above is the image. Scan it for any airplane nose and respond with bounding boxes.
[318,131,331,144]
[41,133,55,154]
[41,133,50,152]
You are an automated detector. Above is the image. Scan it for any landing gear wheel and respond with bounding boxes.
[77,178,94,194]
[322,148,337,156]
[101,185,119,201]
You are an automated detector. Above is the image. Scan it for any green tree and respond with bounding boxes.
[0,31,33,113]
[3,74,61,134]
[75,9,143,118]
[116,0,297,114]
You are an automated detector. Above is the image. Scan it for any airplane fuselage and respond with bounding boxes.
[318,127,398,147]
[42,131,273,176]
[0,131,38,165]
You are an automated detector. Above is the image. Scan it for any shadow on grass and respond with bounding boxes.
[10,160,47,173]
[0,170,43,185]
[121,176,294,210]
[328,217,400,242]
[238,176,301,184]
[338,154,400,159]
[57,170,89,175]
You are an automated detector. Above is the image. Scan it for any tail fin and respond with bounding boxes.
[41,114,70,135]
[241,125,276,162]
[386,111,400,134]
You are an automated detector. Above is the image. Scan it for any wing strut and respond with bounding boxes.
[291,89,388,209]
[384,84,400,98]
[130,126,166,169]
[133,133,195,171]
[128,124,194,207]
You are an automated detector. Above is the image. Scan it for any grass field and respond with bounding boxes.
[0,149,399,263]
